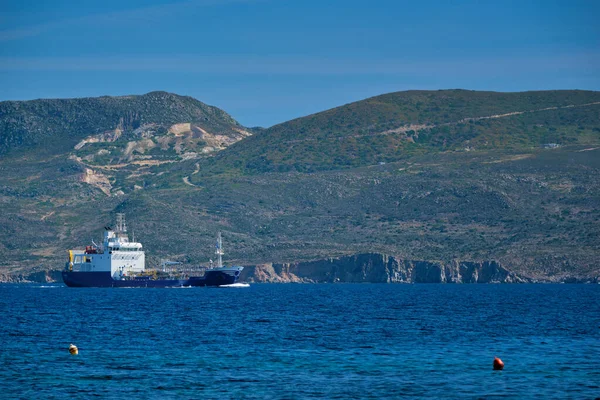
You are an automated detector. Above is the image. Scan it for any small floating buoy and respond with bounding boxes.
[493,357,504,370]
[69,344,78,355]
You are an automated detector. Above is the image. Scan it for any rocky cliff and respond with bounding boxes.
[239,253,532,283]
[0,269,63,284]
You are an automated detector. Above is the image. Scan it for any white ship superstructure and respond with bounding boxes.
[68,213,145,280]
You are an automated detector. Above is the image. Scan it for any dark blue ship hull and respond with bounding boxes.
[62,269,240,288]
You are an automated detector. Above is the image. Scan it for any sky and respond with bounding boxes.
[0,0,598,127]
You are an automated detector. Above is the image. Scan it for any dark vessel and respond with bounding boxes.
[62,214,243,288]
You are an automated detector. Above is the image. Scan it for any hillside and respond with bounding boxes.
[0,91,248,155]
[0,90,599,282]
[204,90,600,174]
[0,92,252,195]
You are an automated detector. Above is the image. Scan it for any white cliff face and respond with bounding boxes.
[81,168,112,195]
[168,123,192,136]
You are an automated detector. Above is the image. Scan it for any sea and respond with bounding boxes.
[1,283,599,399]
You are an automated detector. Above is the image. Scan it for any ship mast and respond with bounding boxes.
[215,232,223,268]
[116,213,127,233]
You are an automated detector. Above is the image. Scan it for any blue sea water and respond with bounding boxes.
[0,284,599,399]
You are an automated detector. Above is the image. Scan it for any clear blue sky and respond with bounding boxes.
[0,0,598,127]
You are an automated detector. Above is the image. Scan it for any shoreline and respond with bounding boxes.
[3,253,598,285]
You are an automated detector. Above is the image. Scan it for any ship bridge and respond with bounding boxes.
[68,213,145,277]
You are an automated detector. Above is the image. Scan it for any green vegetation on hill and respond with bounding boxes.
[204,90,600,174]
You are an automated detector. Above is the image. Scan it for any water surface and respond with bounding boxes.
[1,284,599,399]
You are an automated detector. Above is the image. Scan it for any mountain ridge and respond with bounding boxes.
[0,91,248,155]
[203,89,600,175]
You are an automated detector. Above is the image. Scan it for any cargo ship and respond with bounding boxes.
[62,214,243,288]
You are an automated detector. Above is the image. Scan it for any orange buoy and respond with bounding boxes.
[493,357,504,370]
[69,344,78,355]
